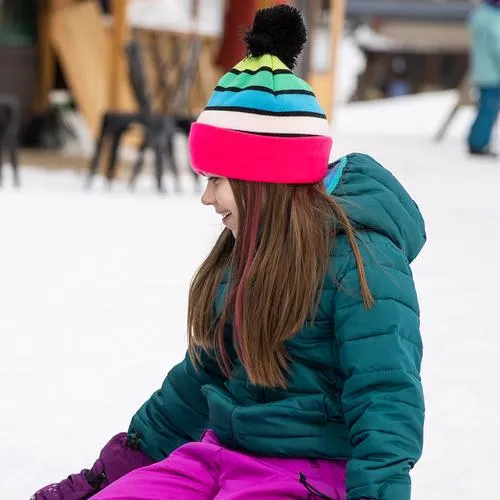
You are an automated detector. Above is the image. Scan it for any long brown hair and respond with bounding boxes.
[187,180,373,389]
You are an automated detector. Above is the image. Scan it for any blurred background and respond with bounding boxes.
[1,1,498,499]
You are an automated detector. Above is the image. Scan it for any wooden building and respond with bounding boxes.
[0,0,347,146]
[345,0,473,100]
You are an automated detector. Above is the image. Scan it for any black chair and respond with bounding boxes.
[0,95,20,188]
[129,37,202,191]
[86,40,179,193]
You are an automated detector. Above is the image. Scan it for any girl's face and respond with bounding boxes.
[201,176,239,237]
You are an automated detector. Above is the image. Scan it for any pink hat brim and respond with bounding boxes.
[189,123,332,184]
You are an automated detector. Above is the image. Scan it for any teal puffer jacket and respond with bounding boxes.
[129,153,426,500]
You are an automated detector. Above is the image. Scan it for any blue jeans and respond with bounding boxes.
[468,87,500,152]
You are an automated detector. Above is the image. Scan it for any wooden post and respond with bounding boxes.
[327,0,346,121]
[110,0,128,109]
[36,1,56,113]
[258,0,288,7]
[50,0,74,7]
[37,0,76,113]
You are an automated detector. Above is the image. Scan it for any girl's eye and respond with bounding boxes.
[208,176,218,184]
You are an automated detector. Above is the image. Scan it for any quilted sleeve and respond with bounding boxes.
[334,233,425,500]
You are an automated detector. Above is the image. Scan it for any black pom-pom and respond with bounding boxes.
[244,5,307,70]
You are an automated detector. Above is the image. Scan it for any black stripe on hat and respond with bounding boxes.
[205,106,327,119]
[214,85,315,97]
[232,129,321,137]
[229,67,292,76]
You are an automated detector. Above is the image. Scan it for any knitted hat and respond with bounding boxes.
[189,5,332,184]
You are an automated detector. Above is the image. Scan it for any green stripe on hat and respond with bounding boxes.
[217,71,313,93]
[233,54,289,72]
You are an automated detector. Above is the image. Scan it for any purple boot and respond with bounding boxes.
[31,432,154,499]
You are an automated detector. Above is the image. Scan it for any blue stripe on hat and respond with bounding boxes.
[207,89,325,116]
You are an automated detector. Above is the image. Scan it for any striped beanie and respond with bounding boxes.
[189,5,332,184]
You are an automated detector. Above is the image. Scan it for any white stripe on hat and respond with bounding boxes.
[197,110,330,136]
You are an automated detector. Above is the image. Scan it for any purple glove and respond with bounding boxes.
[31,432,154,499]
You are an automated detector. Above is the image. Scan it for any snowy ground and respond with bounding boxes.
[1,95,499,499]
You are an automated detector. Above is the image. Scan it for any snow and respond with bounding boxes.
[353,25,398,51]
[128,0,224,36]
[335,90,478,139]
[1,94,500,499]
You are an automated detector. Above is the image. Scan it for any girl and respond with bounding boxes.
[33,5,425,500]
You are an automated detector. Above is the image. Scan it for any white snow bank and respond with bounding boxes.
[335,90,477,139]
[128,0,224,36]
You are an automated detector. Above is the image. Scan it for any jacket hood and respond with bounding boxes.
[325,153,426,262]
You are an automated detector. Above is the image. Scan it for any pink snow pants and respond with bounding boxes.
[93,430,347,499]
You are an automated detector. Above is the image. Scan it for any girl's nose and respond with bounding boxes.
[201,183,214,206]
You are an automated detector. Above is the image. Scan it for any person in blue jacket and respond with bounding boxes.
[468,0,500,156]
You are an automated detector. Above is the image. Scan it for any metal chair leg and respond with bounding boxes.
[153,139,166,194]
[165,131,181,193]
[106,127,126,185]
[0,144,3,187]
[9,136,20,187]
[86,115,108,189]
[129,134,149,188]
